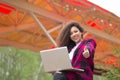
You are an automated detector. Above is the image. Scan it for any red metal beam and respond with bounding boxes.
[0,2,15,14]
[64,0,89,8]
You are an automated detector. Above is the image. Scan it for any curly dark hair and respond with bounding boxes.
[57,22,84,48]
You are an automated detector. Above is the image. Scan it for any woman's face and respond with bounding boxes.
[70,26,82,44]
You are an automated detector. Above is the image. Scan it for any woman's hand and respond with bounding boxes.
[83,47,90,58]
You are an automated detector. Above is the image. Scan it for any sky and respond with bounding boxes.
[88,0,120,17]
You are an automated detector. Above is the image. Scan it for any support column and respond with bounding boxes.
[29,12,57,47]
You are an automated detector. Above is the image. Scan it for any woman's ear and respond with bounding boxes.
[81,31,85,38]
[82,31,88,38]
[81,34,83,38]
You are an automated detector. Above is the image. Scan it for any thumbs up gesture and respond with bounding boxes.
[83,46,90,58]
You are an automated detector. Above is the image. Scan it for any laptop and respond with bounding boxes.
[40,46,84,73]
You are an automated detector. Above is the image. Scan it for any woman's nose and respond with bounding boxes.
[72,33,76,37]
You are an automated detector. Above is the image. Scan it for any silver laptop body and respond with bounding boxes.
[40,47,84,73]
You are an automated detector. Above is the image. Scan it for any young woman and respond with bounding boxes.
[53,22,97,80]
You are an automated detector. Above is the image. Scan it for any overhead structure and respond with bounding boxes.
[0,0,120,74]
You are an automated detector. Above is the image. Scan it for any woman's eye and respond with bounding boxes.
[74,30,78,33]
[70,31,78,35]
